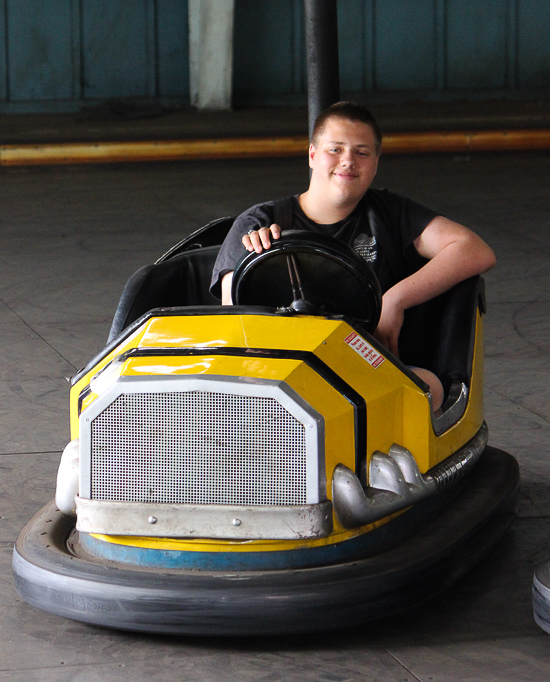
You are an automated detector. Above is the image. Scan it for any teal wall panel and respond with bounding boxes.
[373,0,437,90]
[0,1,7,101]
[156,0,189,96]
[6,0,74,100]
[1,0,189,110]
[518,0,550,87]
[231,0,550,104]
[0,0,549,111]
[445,0,509,89]
[338,0,371,92]
[81,0,152,99]
[234,0,304,96]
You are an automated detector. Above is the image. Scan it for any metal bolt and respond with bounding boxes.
[232,518,241,526]
[148,516,157,524]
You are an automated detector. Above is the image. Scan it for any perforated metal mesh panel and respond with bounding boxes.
[90,392,307,505]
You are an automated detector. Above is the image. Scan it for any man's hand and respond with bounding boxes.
[242,224,281,253]
[221,224,282,305]
[373,289,404,357]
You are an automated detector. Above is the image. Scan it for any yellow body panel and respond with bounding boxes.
[73,310,484,550]
[70,314,344,435]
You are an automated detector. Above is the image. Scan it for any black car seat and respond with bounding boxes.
[398,275,486,403]
[107,246,221,343]
[106,217,235,343]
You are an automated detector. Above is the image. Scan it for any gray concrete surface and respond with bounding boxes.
[0,149,549,681]
[2,98,550,146]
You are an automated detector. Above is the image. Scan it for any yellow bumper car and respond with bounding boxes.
[13,219,519,635]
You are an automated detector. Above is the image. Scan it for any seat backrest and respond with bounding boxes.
[398,276,485,395]
[107,245,220,343]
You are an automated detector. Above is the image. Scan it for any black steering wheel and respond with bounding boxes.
[231,231,382,333]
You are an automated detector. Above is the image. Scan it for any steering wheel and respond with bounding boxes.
[231,231,382,333]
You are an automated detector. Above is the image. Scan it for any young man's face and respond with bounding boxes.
[309,117,380,208]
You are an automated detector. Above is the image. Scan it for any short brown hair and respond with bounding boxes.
[311,101,383,154]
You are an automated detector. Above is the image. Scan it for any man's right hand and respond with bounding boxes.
[242,224,281,253]
[373,289,405,357]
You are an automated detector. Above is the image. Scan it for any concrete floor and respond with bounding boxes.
[0,150,549,681]
[3,98,550,146]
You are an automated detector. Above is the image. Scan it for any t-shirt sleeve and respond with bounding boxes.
[210,202,275,300]
[382,189,441,248]
[378,189,441,262]
[365,189,442,289]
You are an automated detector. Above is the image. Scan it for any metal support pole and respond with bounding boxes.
[304,0,340,141]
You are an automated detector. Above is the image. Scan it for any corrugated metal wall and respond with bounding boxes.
[233,0,550,103]
[0,0,189,110]
[1,0,548,112]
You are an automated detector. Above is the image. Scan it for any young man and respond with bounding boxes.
[210,102,496,410]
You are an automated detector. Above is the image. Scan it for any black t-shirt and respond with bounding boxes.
[210,189,440,299]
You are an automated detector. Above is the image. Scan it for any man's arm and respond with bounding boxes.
[221,271,234,305]
[374,216,496,355]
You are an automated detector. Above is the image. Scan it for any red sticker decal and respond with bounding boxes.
[344,332,385,368]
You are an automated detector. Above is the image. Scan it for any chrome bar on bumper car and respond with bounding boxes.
[332,423,489,529]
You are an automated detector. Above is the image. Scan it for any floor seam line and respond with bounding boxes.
[0,297,78,372]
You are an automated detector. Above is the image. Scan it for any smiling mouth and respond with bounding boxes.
[334,172,358,180]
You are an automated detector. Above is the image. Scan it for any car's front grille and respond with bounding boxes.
[90,391,308,506]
